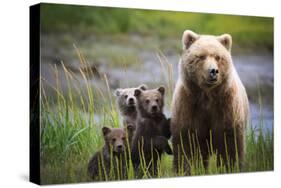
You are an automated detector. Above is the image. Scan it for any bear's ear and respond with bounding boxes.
[182,30,199,50]
[102,127,111,137]
[114,89,122,96]
[157,86,165,96]
[125,124,136,133]
[217,34,232,51]
[134,89,142,97]
[138,84,148,91]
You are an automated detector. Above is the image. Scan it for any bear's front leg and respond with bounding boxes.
[172,131,191,175]
[153,136,173,155]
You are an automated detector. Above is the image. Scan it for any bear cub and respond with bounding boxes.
[88,125,135,181]
[115,84,148,141]
[131,86,172,176]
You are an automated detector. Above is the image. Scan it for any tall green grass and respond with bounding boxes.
[40,48,273,184]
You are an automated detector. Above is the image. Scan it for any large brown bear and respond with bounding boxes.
[171,30,249,174]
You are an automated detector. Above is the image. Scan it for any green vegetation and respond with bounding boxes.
[40,50,273,184]
[41,3,273,51]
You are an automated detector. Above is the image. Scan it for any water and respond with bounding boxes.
[250,103,273,134]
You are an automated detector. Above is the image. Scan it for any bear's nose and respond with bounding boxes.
[116,145,123,151]
[151,105,158,112]
[209,68,219,80]
[128,98,134,104]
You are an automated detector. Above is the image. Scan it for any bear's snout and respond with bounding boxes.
[128,97,135,104]
[151,105,158,112]
[150,103,161,114]
[208,68,219,81]
[127,97,136,106]
[115,143,124,153]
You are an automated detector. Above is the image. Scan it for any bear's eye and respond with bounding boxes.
[215,55,221,61]
[155,99,159,103]
[112,138,116,142]
[122,137,126,141]
[198,55,206,60]
[124,95,128,99]
[145,99,150,104]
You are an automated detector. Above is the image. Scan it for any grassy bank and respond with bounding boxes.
[40,50,273,185]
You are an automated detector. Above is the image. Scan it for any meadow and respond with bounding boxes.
[39,3,273,184]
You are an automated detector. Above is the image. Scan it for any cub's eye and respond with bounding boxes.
[145,99,150,104]
[155,99,159,103]
[198,55,206,60]
[112,138,116,142]
[124,95,128,99]
[122,137,126,141]
[215,55,221,61]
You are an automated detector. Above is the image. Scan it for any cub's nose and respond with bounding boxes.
[209,68,219,80]
[151,105,158,112]
[128,98,134,104]
[116,145,124,151]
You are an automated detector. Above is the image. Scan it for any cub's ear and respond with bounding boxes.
[138,84,148,91]
[134,89,142,97]
[217,34,232,51]
[114,89,122,96]
[157,86,165,96]
[102,127,111,137]
[182,30,199,50]
[125,124,136,133]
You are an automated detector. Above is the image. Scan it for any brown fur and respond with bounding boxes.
[88,126,134,181]
[171,30,249,174]
[131,87,172,177]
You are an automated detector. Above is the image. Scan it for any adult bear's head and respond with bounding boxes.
[180,30,234,91]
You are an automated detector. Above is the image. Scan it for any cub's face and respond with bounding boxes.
[102,126,135,154]
[115,85,147,112]
[103,127,126,154]
[134,87,165,117]
[180,30,233,90]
